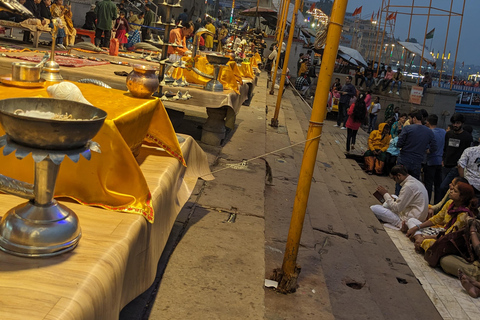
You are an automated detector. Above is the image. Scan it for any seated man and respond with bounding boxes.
[381,66,394,91]
[295,73,310,97]
[389,68,403,95]
[374,65,386,88]
[420,71,432,93]
[370,165,429,228]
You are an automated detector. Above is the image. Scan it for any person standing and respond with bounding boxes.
[204,18,215,51]
[141,4,154,41]
[439,113,473,197]
[176,8,188,25]
[113,11,129,50]
[94,0,117,47]
[193,17,202,32]
[217,23,228,51]
[345,93,366,153]
[424,114,446,204]
[367,96,381,133]
[396,110,437,188]
[279,41,286,68]
[334,75,356,129]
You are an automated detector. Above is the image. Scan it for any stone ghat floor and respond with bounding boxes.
[385,228,480,319]
[319,108,480,319]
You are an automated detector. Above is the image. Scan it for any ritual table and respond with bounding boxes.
[161,82,251,145]
[0,135,212,320]
[0,82,213,319]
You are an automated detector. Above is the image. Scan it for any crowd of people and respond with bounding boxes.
[359,106,480,298]
[0,0,76,49]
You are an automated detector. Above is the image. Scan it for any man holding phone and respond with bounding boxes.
[370,165,429,229]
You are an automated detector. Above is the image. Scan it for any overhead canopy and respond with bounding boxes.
[398,41,436,64]
[271,0,307,28]
[239,7,277,17]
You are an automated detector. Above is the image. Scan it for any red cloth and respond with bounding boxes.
[115,30,128,44]
[346,103,365,130]
[6,55,110,67]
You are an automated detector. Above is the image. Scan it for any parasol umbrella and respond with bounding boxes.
[314,45,367,67]
[239,7,277,18]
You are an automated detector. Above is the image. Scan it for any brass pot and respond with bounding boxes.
[126,64,159,98]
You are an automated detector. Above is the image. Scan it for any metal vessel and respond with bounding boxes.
[0,98,106,257]
[204,54,230,92]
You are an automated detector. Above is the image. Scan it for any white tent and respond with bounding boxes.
[398,41,436,64]
[271,0,307,28]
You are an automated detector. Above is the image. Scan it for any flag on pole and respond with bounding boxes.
[376,9,379,20]
[393,12,397,21]
[426,28,435,39]
[386,12,395,21]
[462,61,464,67]
[308,3,315,12]
[352,6,362,16]
[370,11,374,22]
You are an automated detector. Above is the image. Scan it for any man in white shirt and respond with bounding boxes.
[458,142,480,196]
[370,165,429,228]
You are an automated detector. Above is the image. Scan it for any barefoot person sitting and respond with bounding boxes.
[405,182,478,253]
[370,165,429,229]
[439,218,480,298]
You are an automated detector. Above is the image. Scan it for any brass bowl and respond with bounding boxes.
[0,97,107,150]
[206,54,230,65]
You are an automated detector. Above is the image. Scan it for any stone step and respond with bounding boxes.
[283,90,442,319]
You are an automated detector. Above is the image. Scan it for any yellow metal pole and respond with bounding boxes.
[276,0,348,293]
[403,0,415,69]
[417,0,432,78]
[270,0,301,126]
[273,0,285,41]
[450,0,465,90]
[377,0,390,75]
[372,0,384,69]
[276,0,288,45]
[439,0,453,86]
[270,0,289,95]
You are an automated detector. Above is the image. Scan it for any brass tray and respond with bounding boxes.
[0,76,46,88]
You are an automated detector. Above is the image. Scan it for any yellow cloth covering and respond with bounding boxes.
[0,82,184,223]
[254,52,262,65]
[178,56,241,93]
[238,61,254,79]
